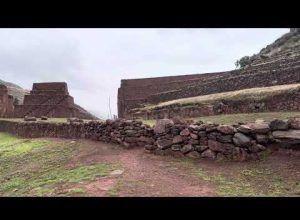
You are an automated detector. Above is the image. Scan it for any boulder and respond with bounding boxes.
[190,133,198,140]
[272,130,300,140]
[180,128,190,136]
[205,124,218,132]
[255,134,269,144]
[269,119,289,131]
[185,151,201,159]
[138,136,155,144]
[154,119,174,134]
[194,145,208,153]
[181,144,193,154]
[237,125,253,134]
[199,137,208,145]
[217,135,233,143]
[189,139,199,145]
[208,140,225,152]
[201,149,216,160]
[233,132,252,148]
[188,125,202,131]
[156,139,173,150]
[288,118,300,130]
[207,132,220,140]
[198,131,207,137]
[172,135,184,144]
[221,143,235,155]
[171,144,182,151]
[217,125,236,134]
[247,123,270,134]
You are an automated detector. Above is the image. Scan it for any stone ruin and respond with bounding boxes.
[0,85,14,118]
[13,82,96,120]
[0,117,299,162]
[118,29,300,119]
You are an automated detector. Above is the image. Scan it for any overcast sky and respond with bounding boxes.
[0,28,289,118]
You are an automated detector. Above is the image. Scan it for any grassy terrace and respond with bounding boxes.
[136,83,300,111]
[142,111,300,127]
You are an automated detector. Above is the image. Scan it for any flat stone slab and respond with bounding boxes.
[272,130,300,140]
[247,123,270,134]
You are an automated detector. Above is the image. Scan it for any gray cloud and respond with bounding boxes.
[0,28,289,119]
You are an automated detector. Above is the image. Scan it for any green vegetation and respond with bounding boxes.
[0,133,119,196]
[68,188,86,194]
[175,158,299,196]
[143,112,300,126]
[0,133,48,157]
[235,56,252,68]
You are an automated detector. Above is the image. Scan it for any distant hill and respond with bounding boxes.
[74,104,99,120]
[0,79,29,104]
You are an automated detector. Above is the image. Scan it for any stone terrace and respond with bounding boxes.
[118,32,300,118]
[14,82,96,120]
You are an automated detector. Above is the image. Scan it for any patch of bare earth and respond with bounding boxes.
[67,139,215,196]
[40,138,300,197]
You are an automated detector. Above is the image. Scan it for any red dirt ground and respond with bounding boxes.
[62,139,300,197]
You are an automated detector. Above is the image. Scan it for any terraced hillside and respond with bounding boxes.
[127,84,300,119]
[119,28,300,119]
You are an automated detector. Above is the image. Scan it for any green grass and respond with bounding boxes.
[194,167,294,196]
[175,158,299,197]
[192,112,300,125]
[0,132,119,196]
[68,188,86,194]
[142,112,300,126]
[0,133,49,157]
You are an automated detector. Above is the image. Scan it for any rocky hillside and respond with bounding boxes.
[245,28,300,66]
[0,79,29,104]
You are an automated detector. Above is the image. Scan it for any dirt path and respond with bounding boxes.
[68,139,215,196]
[38,138,300,197]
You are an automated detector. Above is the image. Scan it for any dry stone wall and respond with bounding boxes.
[127,88,300,120]
[0,118,299,162]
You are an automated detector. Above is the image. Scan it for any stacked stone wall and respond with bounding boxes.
[1,118,299,161]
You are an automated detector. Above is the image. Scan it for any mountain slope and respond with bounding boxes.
[0,79,28,104]
[246,28,300,66]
